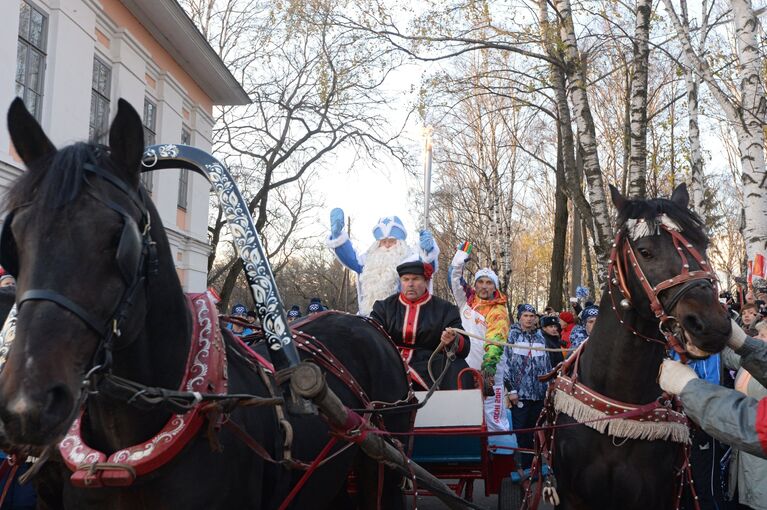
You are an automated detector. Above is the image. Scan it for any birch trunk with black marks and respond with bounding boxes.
[662,0,767,265]
[684,70,704,211]
[680,0,706,212]
[538,0,598,248]
[554,0,612,278]
[731,0,767,262]
[626,0,652,198]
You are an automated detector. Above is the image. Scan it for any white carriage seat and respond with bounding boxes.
[413,389,484,428]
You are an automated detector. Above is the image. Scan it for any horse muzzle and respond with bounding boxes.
[0,384,76,446]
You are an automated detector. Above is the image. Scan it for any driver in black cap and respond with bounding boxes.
[370,260,471,390]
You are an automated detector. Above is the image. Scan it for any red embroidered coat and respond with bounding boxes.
[370,292,470,390]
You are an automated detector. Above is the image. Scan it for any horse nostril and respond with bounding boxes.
[40,384,74,430]
[683,315,705,335]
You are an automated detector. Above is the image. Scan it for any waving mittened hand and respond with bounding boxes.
[330,208,345,238]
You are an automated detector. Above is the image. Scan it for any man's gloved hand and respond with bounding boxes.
[330,208,345,238]
[419,230,435,253]
[729,319,747,350]
[659,359,698,395]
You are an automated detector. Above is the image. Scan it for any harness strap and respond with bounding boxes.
[19,290,108,336]
[276,437,339,510]
[0,463,19,507]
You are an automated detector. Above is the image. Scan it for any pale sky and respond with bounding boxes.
[309,63,430,250]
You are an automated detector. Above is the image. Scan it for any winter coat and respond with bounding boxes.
[680,337,767,464]
[569,325,589,349]
[720,342,767,508]
[561,323,575,346]
[541,331,565,367]
[502,324,552,401]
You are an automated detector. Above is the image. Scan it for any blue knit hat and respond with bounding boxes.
[582,306,599,319]
[307,297,324,314]
[372,216,407,241]
[231,303,247,316]
[517,303,537,319]
[287,305,301,319]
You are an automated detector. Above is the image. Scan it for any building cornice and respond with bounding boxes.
[120,0,250,106]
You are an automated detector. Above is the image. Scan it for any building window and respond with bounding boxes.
[141,98,157,191]
[178,127,191,209]
[16,1,48,120]
[89,57,111,144]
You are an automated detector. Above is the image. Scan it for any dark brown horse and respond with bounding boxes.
[0,98,412,509]
[550,185,732,509]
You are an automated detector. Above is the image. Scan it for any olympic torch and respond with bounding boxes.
[422,125,434,230]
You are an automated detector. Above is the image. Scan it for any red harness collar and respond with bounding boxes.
[59,293,227,488]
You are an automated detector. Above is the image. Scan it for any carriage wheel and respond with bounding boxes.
[497,477,522,510]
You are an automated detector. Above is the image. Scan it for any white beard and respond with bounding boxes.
[358,240,411,315]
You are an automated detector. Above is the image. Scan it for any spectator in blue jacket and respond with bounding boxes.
[503,304,552,469]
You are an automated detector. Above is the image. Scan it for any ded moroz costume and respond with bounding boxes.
[326,209,439,316]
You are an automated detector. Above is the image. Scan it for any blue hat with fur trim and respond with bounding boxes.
[372,216,407,241]
[517,303,537,319]
[582,306,599,319]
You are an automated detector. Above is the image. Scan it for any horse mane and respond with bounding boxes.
[3,142,110,213]
[616,196,708,249]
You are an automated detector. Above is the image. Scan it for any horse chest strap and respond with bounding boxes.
[60,293,227,487]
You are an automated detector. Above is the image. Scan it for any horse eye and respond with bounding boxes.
[638,248,653,259]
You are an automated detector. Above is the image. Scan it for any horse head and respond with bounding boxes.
[0,98,152,446]
[609,184,731,358]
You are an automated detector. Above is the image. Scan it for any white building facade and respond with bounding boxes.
[0,0,248,291]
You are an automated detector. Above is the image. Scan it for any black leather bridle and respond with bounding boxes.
[0,162,157,375]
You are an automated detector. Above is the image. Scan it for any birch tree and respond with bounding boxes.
[678,0,713,212]
[662,0,767,271]
[626,0,652,197]
[552,0,613,274]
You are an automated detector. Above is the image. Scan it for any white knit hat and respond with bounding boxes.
[473,268,499,290]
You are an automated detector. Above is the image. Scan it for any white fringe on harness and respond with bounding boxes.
[553,390,691,444]
[626,214,682,241]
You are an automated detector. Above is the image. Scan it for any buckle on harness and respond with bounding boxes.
[71,462,137,488]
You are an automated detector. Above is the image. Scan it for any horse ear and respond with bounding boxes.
[609,184,626,211]
[108,99,144,188]
[670,183,689,209]
[7,97,56,167]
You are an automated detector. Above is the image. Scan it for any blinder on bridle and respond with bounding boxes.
[608,217,719,359]
[0,161,157,372]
